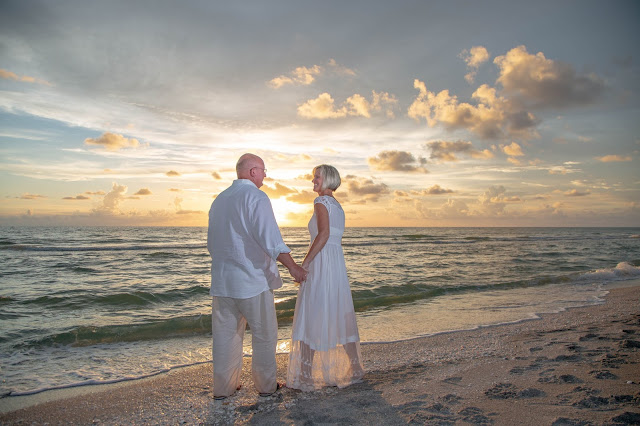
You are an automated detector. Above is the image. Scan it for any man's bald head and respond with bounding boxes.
[236,153,266,188]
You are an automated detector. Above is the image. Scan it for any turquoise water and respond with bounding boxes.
[1,227,639,396]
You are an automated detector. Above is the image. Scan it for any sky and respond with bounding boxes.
[1,0,639,227]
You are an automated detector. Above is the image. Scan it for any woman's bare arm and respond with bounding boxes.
[302,202,330,269]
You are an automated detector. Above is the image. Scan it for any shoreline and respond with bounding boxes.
[1,281,639,424]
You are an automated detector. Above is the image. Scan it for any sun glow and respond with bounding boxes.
[271,198,312,227]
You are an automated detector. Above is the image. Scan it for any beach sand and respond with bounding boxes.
[1,283,639,425]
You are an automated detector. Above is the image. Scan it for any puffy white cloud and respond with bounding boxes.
[94,182,127,213]
[412,184,454,195]
[269,65,322,88]
[343,175,390,203]
[84,132,141,151]
[494,45,606,108]
[460,46,489,83]
[298,93,346,119]
[286,190,317,205]
[298,91,397,119]
[262,182,296,199]
[425,140,494,162]
[410,45,605,140]
[268,59,355,89]
[134,188,152,195]
[368,150,428,173]
[501,142,524,156]
[477,185,521,215]
[409,80,539,139]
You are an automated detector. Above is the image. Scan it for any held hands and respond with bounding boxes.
[289,264,307,284]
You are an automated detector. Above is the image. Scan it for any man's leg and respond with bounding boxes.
[212,297,246,397]
[238,290,278,394]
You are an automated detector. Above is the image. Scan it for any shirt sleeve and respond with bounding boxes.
[251,195,290,260]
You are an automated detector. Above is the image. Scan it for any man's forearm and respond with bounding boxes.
[276,252,296,269]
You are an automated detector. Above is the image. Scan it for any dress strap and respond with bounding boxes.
[313,196,332,214]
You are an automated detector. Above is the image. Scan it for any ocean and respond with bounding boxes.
[1,226,639,397]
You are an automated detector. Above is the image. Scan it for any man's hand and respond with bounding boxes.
[289,264,307,283]
[277,252,307,283]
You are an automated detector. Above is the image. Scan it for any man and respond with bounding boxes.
[207,153,306,400]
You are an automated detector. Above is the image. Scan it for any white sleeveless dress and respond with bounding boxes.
[287,196,364,391]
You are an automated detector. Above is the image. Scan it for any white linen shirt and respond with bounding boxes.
[207,179,290,298]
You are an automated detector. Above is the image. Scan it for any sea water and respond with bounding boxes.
[1,227,639,396]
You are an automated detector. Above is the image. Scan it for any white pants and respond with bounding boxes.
[212,290,278,396]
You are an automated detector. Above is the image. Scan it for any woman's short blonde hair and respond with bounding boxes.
[314,164,341,191]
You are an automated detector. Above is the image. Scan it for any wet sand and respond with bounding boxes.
[1,284,639,425]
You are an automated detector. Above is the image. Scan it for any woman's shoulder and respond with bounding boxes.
[314,196,343,215]
[314,195,339,205]
[314,195,336,210]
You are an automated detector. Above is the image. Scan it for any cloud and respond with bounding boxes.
[63,195,90,200]
[368,150,428,173]
[169,188,181,192]
[166,170,181,177]
[414,184,455,195]
[269,59,355,88]
[409,45,603,139]
[565,189,591,197]
[408,79,539,139]
[298,91,397,119]
[460,46,489,83]
[548,164,580,174]
[343,175,390,203]
[94,183,127,213]
[269,65,322,88]
[507,157,522,165]
[286,190,317,205]
[441,198,471,217]
[84,132,141,151]
[425,140,494,162]
[476,185,521,215]
[501,141,524,156]
[0,68,51,86]
[494,45,606,108]
[298,93,343,119]
[168,197,203,216]
[134,188,152,196]
[596,155,632,162]
[85,191,106,195]
[262,182,296,199]
[297,173,314,182]
[19,193,47,200]
[327,58,357,77]
[173,197,183,211]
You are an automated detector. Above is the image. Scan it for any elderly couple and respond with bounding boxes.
[207,153,365,399]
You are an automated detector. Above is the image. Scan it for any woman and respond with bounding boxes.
[287,164,365,391]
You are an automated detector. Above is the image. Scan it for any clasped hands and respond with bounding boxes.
[289,263,308,284]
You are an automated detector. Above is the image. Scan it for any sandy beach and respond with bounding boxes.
[1,283,638,425]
